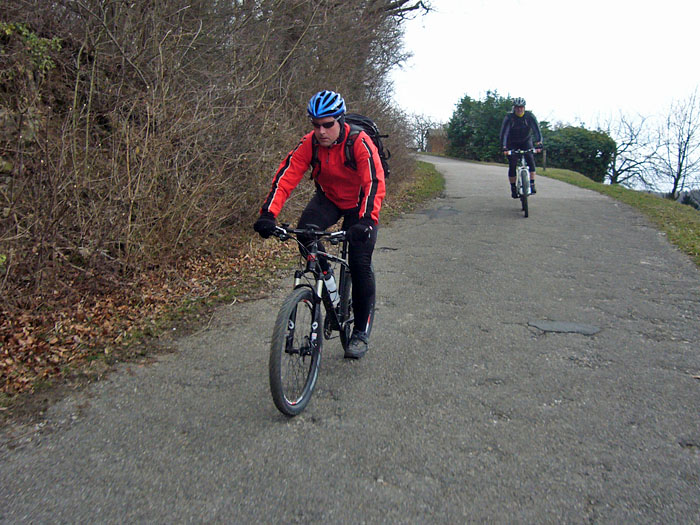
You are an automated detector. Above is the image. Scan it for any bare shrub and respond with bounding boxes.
[0,0,428,311]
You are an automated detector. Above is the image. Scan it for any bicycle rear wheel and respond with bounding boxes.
[339,273,354,350]
[269,287,322,416]
[338,270,375,351]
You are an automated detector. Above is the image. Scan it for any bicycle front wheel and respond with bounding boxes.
[269,287,322,416]
[519,170,529,218]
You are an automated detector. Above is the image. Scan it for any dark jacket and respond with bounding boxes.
[500,111,542,148]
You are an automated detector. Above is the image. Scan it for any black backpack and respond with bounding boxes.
[311,113,391,178]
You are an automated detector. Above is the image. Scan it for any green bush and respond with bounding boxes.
[446,91,511,162]
[543,126,616,183]
[0,22,61,76]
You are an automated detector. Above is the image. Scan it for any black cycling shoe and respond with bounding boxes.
[530,182,537,194]
[511,186,519,199]
[344,330,368,359]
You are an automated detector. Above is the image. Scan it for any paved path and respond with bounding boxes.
[2,156,699,523]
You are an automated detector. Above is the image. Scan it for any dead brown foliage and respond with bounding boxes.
[1,1,430,395]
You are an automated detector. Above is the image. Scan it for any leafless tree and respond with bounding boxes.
[410,113,441,151]
[647,90,700,197]
[603,112,655,186]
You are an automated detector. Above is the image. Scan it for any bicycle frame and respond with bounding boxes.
[517,155,530,198]
[268,224,357,416]
[267,223,375,415]
[274,224,352,334]
[507,149,537,196]
[507,148,539,218]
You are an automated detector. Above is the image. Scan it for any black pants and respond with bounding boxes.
[507,139,536,178]
[297,190,376,334]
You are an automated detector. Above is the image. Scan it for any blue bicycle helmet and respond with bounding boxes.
[513,97,526,107]
[307,90,346,118]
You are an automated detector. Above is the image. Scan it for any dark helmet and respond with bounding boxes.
[307,90,346,118]
[512,97,526,107]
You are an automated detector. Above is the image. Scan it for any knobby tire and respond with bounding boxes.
[339,273,354,351]
[269,287,322,416]
[519,168,529,218]
[338,269,375,351]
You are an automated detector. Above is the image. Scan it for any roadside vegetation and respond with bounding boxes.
[0,160,444,414]
[1,1,435,401]
[382,161,445,222]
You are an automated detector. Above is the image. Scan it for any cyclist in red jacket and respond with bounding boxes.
[254,90,386,359]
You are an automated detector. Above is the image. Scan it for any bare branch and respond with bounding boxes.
[649,89,700,196]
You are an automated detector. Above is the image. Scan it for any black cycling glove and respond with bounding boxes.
[348,218,374,244]
[253,211,276,239]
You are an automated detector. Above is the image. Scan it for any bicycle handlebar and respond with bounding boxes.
[505,147,542,155]
[273,224,346,243]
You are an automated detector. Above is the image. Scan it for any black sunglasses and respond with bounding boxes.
[311,120,337,129]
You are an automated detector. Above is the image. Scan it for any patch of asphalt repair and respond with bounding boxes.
[528,320,602,336]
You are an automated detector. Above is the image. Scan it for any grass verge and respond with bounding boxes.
[382,160,446,222]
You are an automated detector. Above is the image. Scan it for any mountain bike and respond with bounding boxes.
[507,148,539,218]
[268,224,374,416]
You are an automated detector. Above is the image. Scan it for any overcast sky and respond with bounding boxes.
[391,0,700,128]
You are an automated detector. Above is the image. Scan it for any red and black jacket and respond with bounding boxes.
[260,123,386,224]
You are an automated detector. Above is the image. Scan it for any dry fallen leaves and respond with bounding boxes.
[1,238,297,395]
